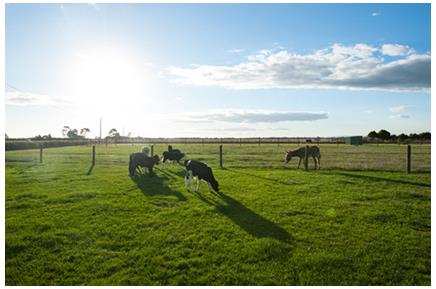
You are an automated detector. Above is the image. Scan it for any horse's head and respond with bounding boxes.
[285,151,292,163]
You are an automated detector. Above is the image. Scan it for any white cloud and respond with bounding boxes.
[175,109,328,123]
[6,91,70,106]
[87,3,101,11]
[372,12,381,16]
[388,105,414,113]
[167,43,430,92]
[381,44,415,56]
[390,114,410,119]
[227,48,245,53]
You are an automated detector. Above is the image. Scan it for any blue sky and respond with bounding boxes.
[5,3,431,138]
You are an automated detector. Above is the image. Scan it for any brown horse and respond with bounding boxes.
[285,146,321,169]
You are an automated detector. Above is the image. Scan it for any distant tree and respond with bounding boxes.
[43,134,52,140]
[80,128,91,137]
[368,131,378,139]
[377,129,391,141]
[108,128,120,138]
[62,126,71,137]
[409,133,418,139]
[67,129,80,139]
[398,133,408,142]
[418,132,431,140]
[33,134,43,140]
[5,133,9,139]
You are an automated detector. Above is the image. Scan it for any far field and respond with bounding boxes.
[5,144,431,285]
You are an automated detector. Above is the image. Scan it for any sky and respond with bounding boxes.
[5,3,431,138]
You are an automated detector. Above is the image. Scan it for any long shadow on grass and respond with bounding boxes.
[86,164,95,175]
[224,168,301,186]
[130,169,187,201]
[191,190,293,243]
[322,171,430,188]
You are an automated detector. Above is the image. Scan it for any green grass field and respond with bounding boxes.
[5,144,431,285]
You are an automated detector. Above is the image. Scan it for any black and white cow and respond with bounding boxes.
[184,160,219,193]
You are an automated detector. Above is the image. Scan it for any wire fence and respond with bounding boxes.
[5,143,431,173]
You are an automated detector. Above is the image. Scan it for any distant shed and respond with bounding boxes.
[345,136,363,145]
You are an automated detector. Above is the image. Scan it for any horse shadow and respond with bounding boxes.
[130,169,187,201]
[224,168,301,186]
[321,171,430,188]
[191,189,293,243]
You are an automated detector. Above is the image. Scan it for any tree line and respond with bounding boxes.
[367,129,431,142]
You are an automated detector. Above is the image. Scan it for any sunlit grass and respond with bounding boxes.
[5,144,430,285]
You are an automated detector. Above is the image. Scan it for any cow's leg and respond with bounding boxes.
[298,158,302,169]
[196,179,202,192]
[189,172,194,191]
[185,171,191,190]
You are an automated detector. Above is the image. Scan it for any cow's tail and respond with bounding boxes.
[208,168,219,192]
[129,154,135,176]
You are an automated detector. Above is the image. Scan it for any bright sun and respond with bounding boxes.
[67,47,148,115]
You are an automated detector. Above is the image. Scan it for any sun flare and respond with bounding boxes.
[67,47,148,114]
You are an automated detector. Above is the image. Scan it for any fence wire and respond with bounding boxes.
[5,143,431,173]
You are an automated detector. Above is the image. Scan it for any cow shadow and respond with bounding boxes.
[191,189,293,244]
[130,169,187,201]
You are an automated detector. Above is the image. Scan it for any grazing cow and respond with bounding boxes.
[162,147,185,167]
[129,153,160,176]
[184,160,219,193]
[285,146,321,170]
[141,146,150,156]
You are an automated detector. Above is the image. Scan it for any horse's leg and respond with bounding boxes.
[318,155,321,170]
[312,155,317,170]
[298,158,302,169]
[148,166,153,176]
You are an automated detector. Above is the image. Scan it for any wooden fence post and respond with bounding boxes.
[304,145,309,171]
[407,144,411,173]
[219,145,223,168]
[39,144,43,163]
[92,145,96,166]
[151,144,154,156]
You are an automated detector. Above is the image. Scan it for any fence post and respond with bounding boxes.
[219,145,223,168]
[407,144,411,173]
[92,145,96,166]
[151,144,154,156]
[39,144,43,163]
[304,145,309,171]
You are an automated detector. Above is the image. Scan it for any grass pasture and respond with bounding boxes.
[5,144,431,285]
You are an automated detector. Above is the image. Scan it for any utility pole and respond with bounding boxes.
[99,118,102,140]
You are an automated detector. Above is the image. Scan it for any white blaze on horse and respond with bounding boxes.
[285,146,321,170]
